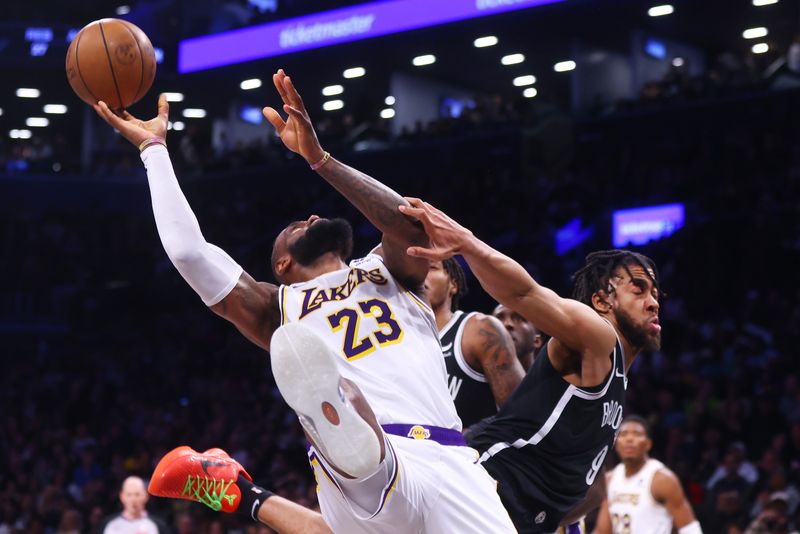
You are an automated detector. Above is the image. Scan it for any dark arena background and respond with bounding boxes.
[2,1,800,533]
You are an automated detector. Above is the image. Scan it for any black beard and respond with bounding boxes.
[288,218,354,267]
[614,306,661,352]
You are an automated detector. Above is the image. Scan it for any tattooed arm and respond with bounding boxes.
[461,314,525,407]
[263,70,429,289]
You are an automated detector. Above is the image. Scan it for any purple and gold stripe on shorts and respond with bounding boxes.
[306,440,401,520]
[371,438,400,518]
[307,450,337,486]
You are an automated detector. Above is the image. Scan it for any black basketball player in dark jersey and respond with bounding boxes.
[425,258,525,427]
[401,199,661,533]
[493,303,546,372]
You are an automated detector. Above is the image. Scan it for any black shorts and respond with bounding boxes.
[495,477,564,533]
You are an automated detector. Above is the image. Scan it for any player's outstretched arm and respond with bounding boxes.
[93,96,280,351]
[263,70,429,289]
[399,198,615,355]
[462,314,525,407]
[651,469,702,533]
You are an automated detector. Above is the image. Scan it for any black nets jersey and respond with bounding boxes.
[470,331,627,533]
[440,311,498,428]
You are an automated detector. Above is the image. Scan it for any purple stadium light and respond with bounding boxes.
[612,203,685,248]
[178,0,564,73]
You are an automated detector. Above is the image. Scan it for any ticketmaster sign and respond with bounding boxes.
[178,0,564,73]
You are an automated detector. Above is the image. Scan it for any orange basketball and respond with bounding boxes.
[65,18,157,111]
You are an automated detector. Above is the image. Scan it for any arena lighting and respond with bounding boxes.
[0,108,3,116]
[239,106,264,124]
[385,96,395,105]
[501,53,525,65]
[30,43,48,57]
[322,84,344,96]
[26,117,49,127]
[163,92,184,102]
[9,129,33,139]
[612,203,685,247]
[116,5,131,15]
[323,100,344,111]
[43,104,68,114]
[172,121,186,131]
[742,27,768,39]
[25,27,53,43]
[412,54,436,66]
[523,87,538,98]
[240,78,262,90]
[343,67,366,78]
[154,48,165,64]
[16,88,40,98]
[753,0,778,5]
[182,108,207,118]
[644,38,667,59]
[513,75,536,86]
[672,57,684,67]
[752,42,769,54]
[647,4,674,17]
[178,0,564,72]
[474,35,498,48]
[380,108,395,119]
[554,60,576,72]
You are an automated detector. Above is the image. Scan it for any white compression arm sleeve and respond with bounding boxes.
[140,145,243,306]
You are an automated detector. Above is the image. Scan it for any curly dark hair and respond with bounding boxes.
[571,249,661,310]
[442,258,468,312]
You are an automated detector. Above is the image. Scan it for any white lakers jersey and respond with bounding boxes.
[278,254,462,431]
[607,459,672,534]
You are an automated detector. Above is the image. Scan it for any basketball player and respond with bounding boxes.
[427,259,525,427]
[493,303,546,371]
[396,198,665,532]
[593,415,701,534]
[91,69,516,534]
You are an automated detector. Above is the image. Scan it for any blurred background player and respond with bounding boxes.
[101,476,170,534]
[425,259,525,427]
[493,303,547,372]
[593,415,700,534]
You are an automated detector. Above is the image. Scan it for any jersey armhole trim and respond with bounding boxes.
[278,285,287,326]
[454,312,487,382]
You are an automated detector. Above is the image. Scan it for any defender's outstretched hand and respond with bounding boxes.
[263,69,325,164]
[93,93,169,147]
[398,198,475,260]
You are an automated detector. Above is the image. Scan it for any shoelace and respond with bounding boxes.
[182,474,235,511]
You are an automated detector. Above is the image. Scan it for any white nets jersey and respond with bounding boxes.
[607,459,672,534]
[278,254,461,431]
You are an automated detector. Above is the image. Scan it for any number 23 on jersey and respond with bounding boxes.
[326,298,403,360]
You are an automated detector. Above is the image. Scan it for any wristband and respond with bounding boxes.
[310,151,331,170]
[139,137,166,153]
[236,474,274,523]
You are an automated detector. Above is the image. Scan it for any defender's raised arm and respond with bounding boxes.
[399,198,616,357]
[263,70,429,290]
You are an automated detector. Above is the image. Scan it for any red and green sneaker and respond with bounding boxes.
[149,446,252,513]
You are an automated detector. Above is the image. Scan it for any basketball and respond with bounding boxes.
[65,18,156,111]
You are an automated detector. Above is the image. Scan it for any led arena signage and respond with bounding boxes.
[178,0,564,73]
